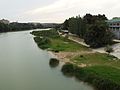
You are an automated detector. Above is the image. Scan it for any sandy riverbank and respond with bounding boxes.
[48,51,95,67]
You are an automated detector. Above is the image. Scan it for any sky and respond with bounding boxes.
[0,0,120,23]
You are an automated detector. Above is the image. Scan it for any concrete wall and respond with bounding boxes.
[111,28,120,39]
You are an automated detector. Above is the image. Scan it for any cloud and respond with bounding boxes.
[19,0,120,23]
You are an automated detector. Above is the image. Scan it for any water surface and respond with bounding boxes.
[0,30,94,90]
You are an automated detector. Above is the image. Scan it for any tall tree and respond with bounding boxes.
[62,19,69,30]
[84,21,113,48]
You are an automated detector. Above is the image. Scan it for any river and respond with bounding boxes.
[0,29,94,90]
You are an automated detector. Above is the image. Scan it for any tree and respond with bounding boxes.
[0,23,10,32]
[68,17,77,34]
[62,19,69,30]
[84,21,114,48]
[62,14,112,48]
[83,14,93,24]
[68,16,86,38]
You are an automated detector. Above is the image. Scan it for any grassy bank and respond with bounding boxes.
[62,63,120,90]
[71,52,120,69]
[31,29,89,52]
[31,29,120,90]
[69,52,120,89]
[84,66,120,85]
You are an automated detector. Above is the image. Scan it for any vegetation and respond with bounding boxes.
[34,37,51,49]
[31,29,60,38]
[49,58,59,68]
[49,37,89,52]
[0,22,44,32]
[61,63,78,77]
[63,15,86,38]
[61,64,120,90]
[67,52,120,90]
[84,21,113,48]
[84,66,120,84]
[31,29,89,52]
[71,53,120,69]
[31,29,120,90]
[62,14,114,48]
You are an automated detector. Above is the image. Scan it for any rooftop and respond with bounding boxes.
[107,17,120,23]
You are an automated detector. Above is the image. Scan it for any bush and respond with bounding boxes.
[61,63,120,90]
[49,58,59,68]
[61,63,75,77]
[34,37,51,49]
[31,29,60,38]
[92,77,120,90]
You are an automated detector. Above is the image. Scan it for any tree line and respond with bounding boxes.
[61,14,114,48]
[0,22,44,32]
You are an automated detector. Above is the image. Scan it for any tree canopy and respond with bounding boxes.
[62,14,114,48]
[0,22,44,32]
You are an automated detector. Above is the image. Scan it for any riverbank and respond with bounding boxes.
[31,29,120,90]
[0,30,92,90]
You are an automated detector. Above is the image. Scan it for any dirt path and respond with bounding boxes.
[68,36,90,47]
[69,35,120,59]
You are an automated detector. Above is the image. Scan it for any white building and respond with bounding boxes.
[107,18,120,39]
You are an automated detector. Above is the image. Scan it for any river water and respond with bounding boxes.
[0,29,94,90]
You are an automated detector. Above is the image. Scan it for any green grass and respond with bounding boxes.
[31,29,60,38]
[31,29,89,52]
[61,63,120,90]
[84,66,120,84]
[71,53,120,69]
[49,37,89,52]
[71,53,120,85]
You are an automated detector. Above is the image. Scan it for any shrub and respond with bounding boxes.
[61,63,75,77]
[34,37,51,49]
[49,58,59,68]
[31,29,60,38]
[61,63,120,90]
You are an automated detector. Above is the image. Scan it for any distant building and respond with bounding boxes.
[0,19,10,24]
[107,17,120,39]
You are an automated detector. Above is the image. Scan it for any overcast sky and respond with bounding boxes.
[0,0,120,23]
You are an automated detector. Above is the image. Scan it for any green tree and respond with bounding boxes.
[62,19,69,30]
[84,21,113,48]
[68,16,86,38]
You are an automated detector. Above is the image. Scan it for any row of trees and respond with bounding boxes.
[0,22,44,32]
[62,14,114,48]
